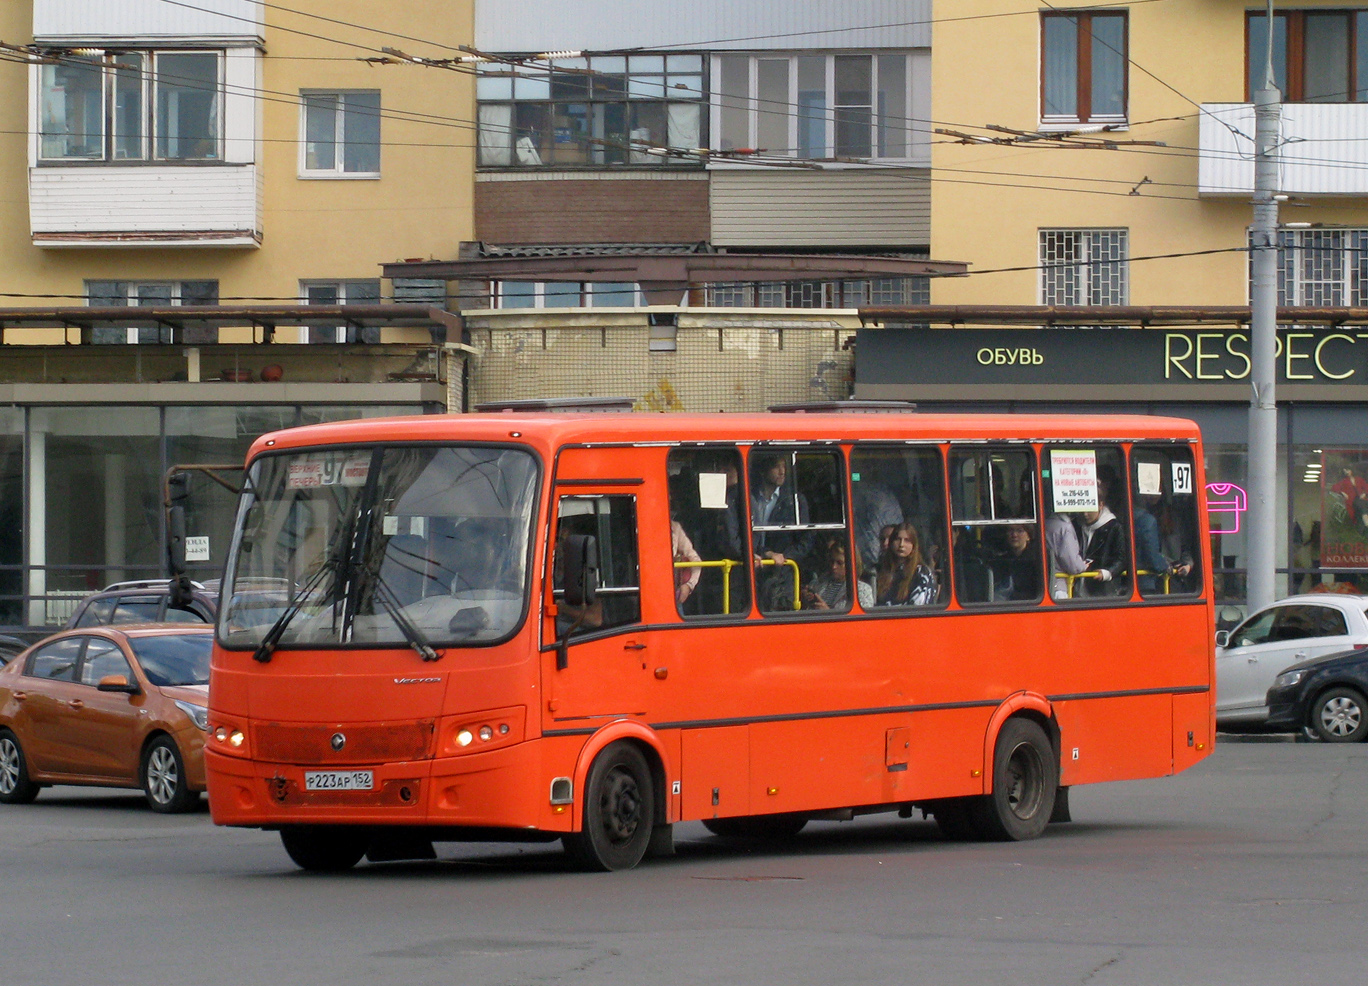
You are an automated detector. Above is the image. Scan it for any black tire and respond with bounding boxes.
[929,798,984,841]
[1310,687,1368,743]
[280,826,370,872]
[563,741,655,871]
[0,731,40,805]
[971,718,1058,841]
[702,813,807,840]
[140,736,199,814]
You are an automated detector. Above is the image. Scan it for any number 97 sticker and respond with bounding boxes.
[1172,462,1193,495]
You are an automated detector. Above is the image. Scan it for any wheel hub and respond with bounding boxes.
[599,767,641,844]
[0,739,18,795]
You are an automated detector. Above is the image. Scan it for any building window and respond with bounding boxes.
[300,91,380,176]
[1248,10,1368,101]
[85,280,219,343]
[302,280,382,343]
[706,277,929,308]
[40,51,222,162]
[493,282,642,307]
[715,52,915,159]
[1039,229,1129,305]
[1254,228,1368,306]
[1040,12,1128,125]
[477,54,705,167]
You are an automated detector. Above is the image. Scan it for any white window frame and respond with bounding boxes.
[37,49,225,163]
[299,279,383,343]
[298,90,381,179]
[1039,228,1129,305]
[84,279,218,343]
[710,52,918,165]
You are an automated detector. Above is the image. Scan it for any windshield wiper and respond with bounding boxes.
[251,558,339,663]
[369,576,443,662]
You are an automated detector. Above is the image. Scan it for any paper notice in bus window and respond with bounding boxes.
[1137,462,1162,496]
[1050,450,1098,512]
[340,455,370,487]
[287,459,324,489]
[383,515,399,536]
[698,472,728,509]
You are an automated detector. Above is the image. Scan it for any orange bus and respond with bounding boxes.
[205,409,1214,871]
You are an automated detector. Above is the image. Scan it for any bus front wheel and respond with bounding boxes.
[972,718,1058,841]
[280,826,369,872]
[563,741,655,871]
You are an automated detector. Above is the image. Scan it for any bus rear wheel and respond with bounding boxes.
[972,718,1058,841]
[564,741,655,871]
[280,826,369,872]
[702,813,807,840]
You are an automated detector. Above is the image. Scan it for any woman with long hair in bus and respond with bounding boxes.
[875,522,937,607]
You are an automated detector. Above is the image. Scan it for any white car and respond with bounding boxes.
[1216,593,1368,730]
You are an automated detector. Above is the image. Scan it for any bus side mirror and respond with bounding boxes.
[561,534,598,608]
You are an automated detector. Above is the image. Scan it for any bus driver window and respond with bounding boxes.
[553,495,641,636]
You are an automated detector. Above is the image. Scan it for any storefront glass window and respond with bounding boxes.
[1292,445,1368,595]
[31,407,163,624]
[0,411,23,624]
[166,407,298,583]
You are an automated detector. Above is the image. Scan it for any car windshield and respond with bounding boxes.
[129,634,212,686]
[218,445,540,649]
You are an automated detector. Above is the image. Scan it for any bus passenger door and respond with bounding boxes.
[545,493,654,722]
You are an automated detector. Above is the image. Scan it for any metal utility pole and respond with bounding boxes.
[1247,0,1281,613]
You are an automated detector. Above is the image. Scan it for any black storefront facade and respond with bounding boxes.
[856,324,1368,614]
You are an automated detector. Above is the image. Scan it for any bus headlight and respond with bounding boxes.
[456,729,474,747]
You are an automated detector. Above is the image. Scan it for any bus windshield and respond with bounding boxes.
[218,445,539,649]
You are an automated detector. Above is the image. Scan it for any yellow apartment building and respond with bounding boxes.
[0,0,473,626]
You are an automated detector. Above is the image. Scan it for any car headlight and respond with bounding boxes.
[173,700,209,731]
[1273,669,1307,689]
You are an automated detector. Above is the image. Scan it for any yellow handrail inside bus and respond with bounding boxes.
[674,558,741,614]
[673,557,802,612]
[758,557,802,610]
[1055,569,1169,597]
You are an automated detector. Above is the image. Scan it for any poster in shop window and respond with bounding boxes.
[1321,449,1368,569]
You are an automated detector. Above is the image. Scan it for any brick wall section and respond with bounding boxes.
[475,177,710,244]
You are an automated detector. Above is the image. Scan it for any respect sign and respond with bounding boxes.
[1050,450,1098,512]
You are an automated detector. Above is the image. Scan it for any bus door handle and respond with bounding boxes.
[624,642,647,651]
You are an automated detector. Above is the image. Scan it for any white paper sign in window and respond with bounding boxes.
[1050,449,1098,512]
[1136,462,1162,496]
[698,472,728,509]
[185,536,210,562]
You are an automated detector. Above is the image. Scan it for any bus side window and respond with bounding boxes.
[950,448,1043,606]
[850,446,948,609]
[666,447,751,618]
[553,495,641,636]
[1131,445,1201,598]
[1042,445,1131,602]
[749,449,848,615]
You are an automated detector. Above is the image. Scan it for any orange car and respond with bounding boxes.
[0,625,212,813]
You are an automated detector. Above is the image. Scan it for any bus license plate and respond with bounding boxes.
[304,770,374,792]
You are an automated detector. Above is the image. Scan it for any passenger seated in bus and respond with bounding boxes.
[1078,485,1128,597]
[875,523,938,607]
[803,539,874,611]
[953,526,994,604]
[1045,513,1088,599]
[992,524,1042,602]
[750,453,812,611]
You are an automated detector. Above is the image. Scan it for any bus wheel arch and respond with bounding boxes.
[980,693,1056,790]
[564,737,659,871]
[565,721,670,869]
[973,714,1060,841]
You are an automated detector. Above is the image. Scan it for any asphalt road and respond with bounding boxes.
[2,738,1365,986]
